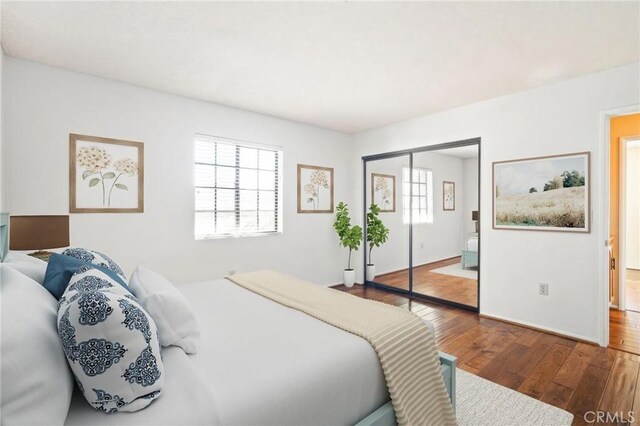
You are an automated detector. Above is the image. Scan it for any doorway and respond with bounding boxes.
[608,113,640,355]
[363,138,480,311]
[621,136,640,313]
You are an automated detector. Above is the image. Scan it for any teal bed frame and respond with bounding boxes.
[461,249,478,269]
[355,352,456,426]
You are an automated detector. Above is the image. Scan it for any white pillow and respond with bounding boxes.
[58,266,164,413]
[129,267,200,354]
[1,265,74,425]
[3,251,48,284]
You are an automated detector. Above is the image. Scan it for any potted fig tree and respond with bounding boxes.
[333,202,362,287]
[366,203,389,281]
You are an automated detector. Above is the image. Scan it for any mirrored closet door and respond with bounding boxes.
[364,154,410,292]
[363,139,480,311]
[411,145,479,308]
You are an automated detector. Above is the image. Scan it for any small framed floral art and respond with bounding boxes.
[443,181,455,211]
[69,134,144,213]
[297,164,334,213]
[371,173,395,212]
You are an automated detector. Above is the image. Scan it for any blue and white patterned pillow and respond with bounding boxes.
[58,266,163,414]
[62,248,126,282]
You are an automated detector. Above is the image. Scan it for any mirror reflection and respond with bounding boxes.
[365,155,410,292]
[411,145,478,307]
[365,142,479,309]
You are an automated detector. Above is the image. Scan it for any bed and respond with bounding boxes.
[1,247,456,426]
[461,235,478,269]
[65,278,456,425]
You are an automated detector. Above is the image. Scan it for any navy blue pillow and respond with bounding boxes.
[43,253,129,299]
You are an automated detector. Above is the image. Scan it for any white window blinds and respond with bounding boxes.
[194,135,282,238]
[402,167,433,224]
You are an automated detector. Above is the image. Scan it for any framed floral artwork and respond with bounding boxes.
[371,173,395,212]
[443,181,455,211]
[69,134,144,213]
[297,164,334,213]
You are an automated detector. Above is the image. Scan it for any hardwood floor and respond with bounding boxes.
[373,257,478,307]
[610,309,640,355]
[335,284,640,425]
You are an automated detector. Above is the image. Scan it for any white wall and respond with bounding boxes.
[411,151,464,267]
[351,62,640,343]
[3,57,351,285]
[462,157,479,238]
[0,47,4,211]
[626,145,640,270]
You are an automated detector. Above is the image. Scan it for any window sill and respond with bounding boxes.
[195,231,283,241]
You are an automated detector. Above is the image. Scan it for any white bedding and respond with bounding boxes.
[182,278,390,426]
[63,277,434,425]
[466,236,478,252]
[65,346,219,425]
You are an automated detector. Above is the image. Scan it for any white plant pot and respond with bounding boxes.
[366,264,376,281]
[343,270,356,288]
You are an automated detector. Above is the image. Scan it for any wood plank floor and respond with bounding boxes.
[335,284,640,425]
[610,309,640,355]
[373,257,478,307]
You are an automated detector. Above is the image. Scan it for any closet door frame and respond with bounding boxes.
[362,137,481,312]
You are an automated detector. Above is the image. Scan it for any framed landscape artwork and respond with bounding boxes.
[70,134,144,213]
[493,152,590,232]
[371,173,396,212]
[443,181,455,211]
[297,164,334,213]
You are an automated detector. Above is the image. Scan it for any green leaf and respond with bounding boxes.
[115,183,128,190]
[88,178,100,187]
[102,172,116,179]
[82,170,94,180]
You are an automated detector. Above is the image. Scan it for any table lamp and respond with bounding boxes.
[9,215,70,261]
[472,210,479,233]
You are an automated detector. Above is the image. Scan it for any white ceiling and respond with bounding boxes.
[2,2,639,134]
[429,145,479,160]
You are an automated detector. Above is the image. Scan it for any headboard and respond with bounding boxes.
[0,212,8,262]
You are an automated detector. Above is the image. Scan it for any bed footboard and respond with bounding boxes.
[355,352,457,426]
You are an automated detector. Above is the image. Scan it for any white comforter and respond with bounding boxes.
[466,236,478,252]
[64,278,390,425]
[183,279,390,425]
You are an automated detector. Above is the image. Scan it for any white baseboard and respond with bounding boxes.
[480,311,600,346]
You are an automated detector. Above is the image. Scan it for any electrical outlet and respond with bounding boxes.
[539,283,549,296]
[420,243,424,249]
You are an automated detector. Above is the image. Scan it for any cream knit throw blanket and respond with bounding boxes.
[227,270,456,426]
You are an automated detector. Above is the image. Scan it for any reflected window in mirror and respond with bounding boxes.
[402,167,433,224]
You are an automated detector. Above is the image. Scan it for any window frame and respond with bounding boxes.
[194,134,283,239]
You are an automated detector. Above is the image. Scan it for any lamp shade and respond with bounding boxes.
[472,210,479,221]
[9,215,69,250]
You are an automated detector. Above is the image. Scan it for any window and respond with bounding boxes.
[402,167,433,224]
[194,135,282,238]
